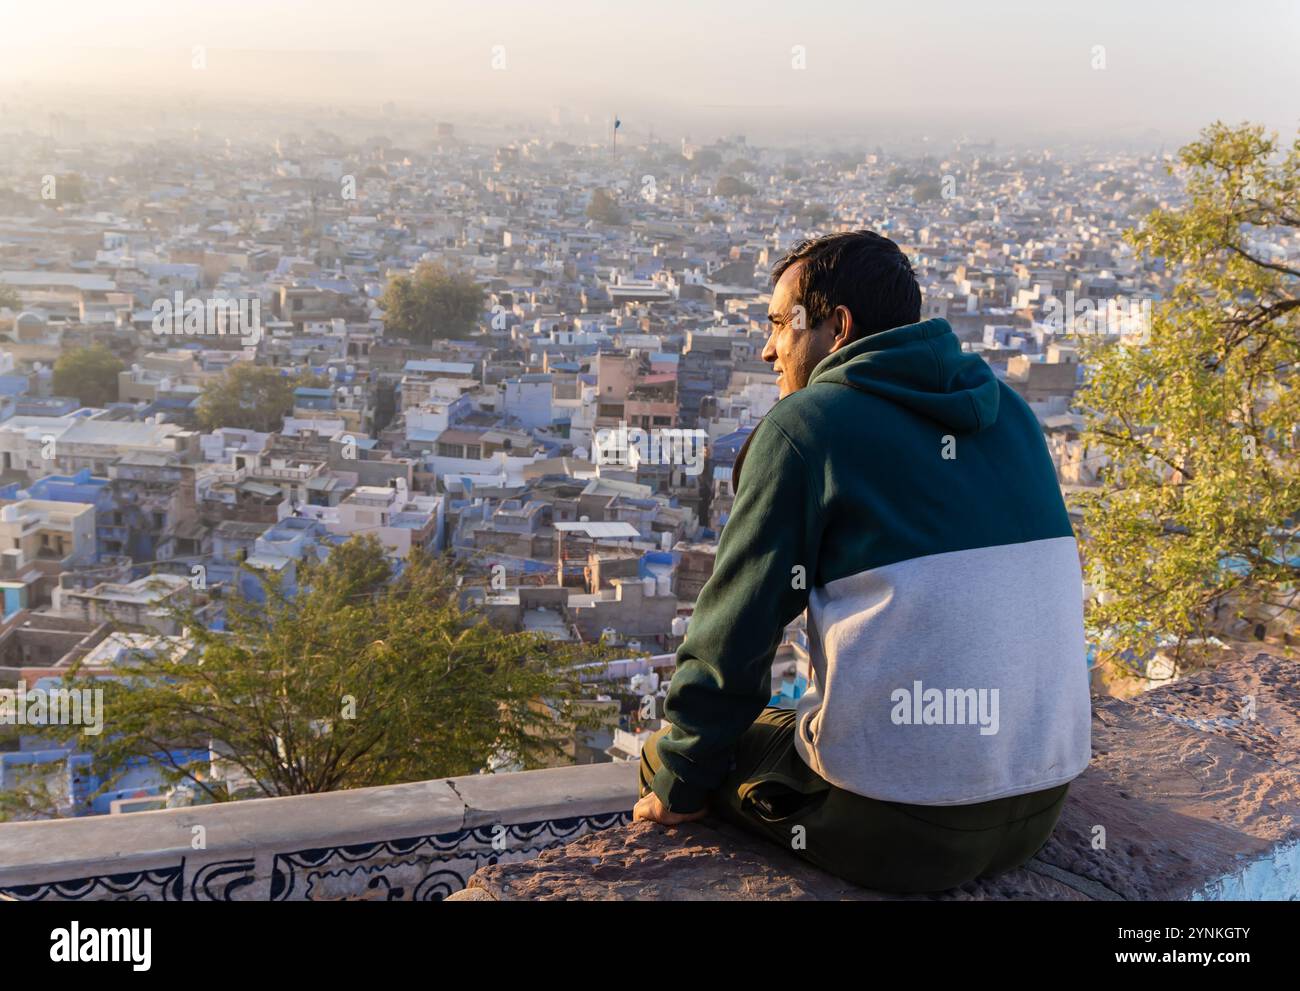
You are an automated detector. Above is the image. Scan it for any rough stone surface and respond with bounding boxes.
[461,819,1088,901]
[1034,650,1299,900]
[460,650,1300,901]
[445,885,496,901]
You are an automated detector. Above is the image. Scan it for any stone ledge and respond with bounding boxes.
[0,761,638,900]
[452,650,1300,901]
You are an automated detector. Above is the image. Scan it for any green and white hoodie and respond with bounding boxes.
[653,317,1091,813]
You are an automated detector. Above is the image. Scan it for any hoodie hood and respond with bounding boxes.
[807,317,1000,433]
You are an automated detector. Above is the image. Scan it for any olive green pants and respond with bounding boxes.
[639,707,1069,894]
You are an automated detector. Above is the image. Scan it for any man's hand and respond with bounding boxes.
[632,790,709,826]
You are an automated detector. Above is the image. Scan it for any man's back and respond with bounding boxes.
[638,232,1090,891]
[765,317,1091,804]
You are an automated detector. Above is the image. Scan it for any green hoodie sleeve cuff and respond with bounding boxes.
[651,764,711,815]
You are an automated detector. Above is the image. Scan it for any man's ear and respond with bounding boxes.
[829,304,855,351]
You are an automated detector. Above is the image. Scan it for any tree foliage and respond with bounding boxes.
[41,172,85,206]
[801,202,831,225]
[886,167,914,189]
[52,345,124,407]
[35,537,610,804]
[1076,122,1299,678]
[379,261,484,343]
[715,175,756,198]
[195,363,321,433]
[686,149,722,173]
[913,178,943,203]
[585,188,625,225]
[0,761,66,823]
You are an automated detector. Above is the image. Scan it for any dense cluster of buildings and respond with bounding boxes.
[0,124,1184,815]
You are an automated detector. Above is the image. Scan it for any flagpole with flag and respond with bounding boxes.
[612,113,620,159]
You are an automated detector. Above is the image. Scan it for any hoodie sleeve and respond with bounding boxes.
[652,414,824,813]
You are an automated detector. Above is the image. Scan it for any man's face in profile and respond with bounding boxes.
[762,261,843,398]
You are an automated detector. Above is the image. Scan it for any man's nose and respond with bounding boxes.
[761,336,777,363]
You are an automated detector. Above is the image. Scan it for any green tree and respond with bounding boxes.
[715,175,756,198]
[0,771,66,823]
[1099,175,1131,197]
[0,286,19,311]
[40,172,85,206]
[886,167,914,189]
[585,188,625,225]
[687,148,722,173]
[64,174,86,203]
[196,363,318,433]
[801,202,830,225]
[1076,122,1299,679]
[379,261,484,343]
[52,345,124,407]
[0,722,68,822]
[913,178,943,202]
[31,537,609,804]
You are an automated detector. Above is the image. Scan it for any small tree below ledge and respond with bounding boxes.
[22,536,611,807]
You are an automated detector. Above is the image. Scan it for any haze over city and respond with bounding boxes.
[1,0,1297,150]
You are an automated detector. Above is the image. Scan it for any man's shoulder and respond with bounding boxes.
[761,381,861,448]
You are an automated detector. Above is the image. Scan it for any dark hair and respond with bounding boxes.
[771,229,922,339]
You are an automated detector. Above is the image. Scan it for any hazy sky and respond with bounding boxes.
[0,0,1296,145]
